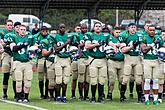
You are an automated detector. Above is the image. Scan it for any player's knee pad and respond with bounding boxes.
[78,64,86,75]
[63,76,70,84]
[72,70,78,80]
[56,76,62,84]
[135,64,143,75]
[38,72,44,80]
[24,80,31,88]
[99,76,106,85]
[123,65,132,76]
[90,77,97,85]
[71,61,78,71]
[16,81,22,88]
[25,71,33,81]
[47,70,55,79]
[49,79,55,87]
[159,79,164,85]
[3,73,10,85]
[85,73,90,83]
[15,71,22,81]
[144,79,151,90]
[153,79,159,90]
[2,65,10,73]
[122,75,130,84]
[108,73,116,85]
[37,63,45,73]
[135,75,142,85]
[78,74,85,83]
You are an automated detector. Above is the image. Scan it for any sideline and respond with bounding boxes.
[0,99,48,110]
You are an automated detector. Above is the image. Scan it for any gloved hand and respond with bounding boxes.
[48,47,54,53]
[98,40,106,46]
[66,38,71,44]
[23,42,29,47]
[133,40,138,48]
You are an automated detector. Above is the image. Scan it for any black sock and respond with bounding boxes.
[62,90,66,97]
[120,84,126,98]
[13,81,16,97]
[49,89,54,98]
[55,88,57,98]
[45,79,49,97]
[91,85,97,98]
[56,84,61,97]
[39,81,44,96]
[25,93,29,99]
[62,83,67,97]
[163,82,165,93]
[16,92,21,99]
[158,93,162,99]
[72,90,75,97]
[102,85,105,97]
[3,73,10,95]
[98,83,104,97]
[84,82,89,98]
[78,82,83,97]
[129,81,134,94]
[136,84,142,100]
[3,89,7,95]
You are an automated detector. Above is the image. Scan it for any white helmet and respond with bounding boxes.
[28,46,39,59]
[104,46,116,58]
[157,47,165,61]
[68,46,80,61]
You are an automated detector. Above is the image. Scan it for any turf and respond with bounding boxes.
[0,73,164,110]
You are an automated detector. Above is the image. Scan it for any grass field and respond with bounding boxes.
[0,73,164,110]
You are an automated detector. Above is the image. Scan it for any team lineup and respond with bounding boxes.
[0,19,165,106]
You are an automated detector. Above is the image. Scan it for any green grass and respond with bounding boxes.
[0,73,164,110]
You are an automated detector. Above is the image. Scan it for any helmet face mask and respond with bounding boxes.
[28,46,39,59]
[68,46,80,61]
[104,46,116,58]
[158,48,165,61]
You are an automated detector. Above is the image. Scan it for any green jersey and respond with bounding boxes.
[118,30,142,56]
[11,34,34,62]
[86,32,109,58]
[1,29,15,56]
[0,29,15,39]
[107,35,124,61]
[138,29,148,36]
[141,34,164,60]
[47,33,69,58]
[40,39,55,63]
[74,32,89,58]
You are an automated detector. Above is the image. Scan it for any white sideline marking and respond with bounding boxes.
[0,99,48,110]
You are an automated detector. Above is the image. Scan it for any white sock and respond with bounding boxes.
[153,95,158,101]
[144,94,149,101]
